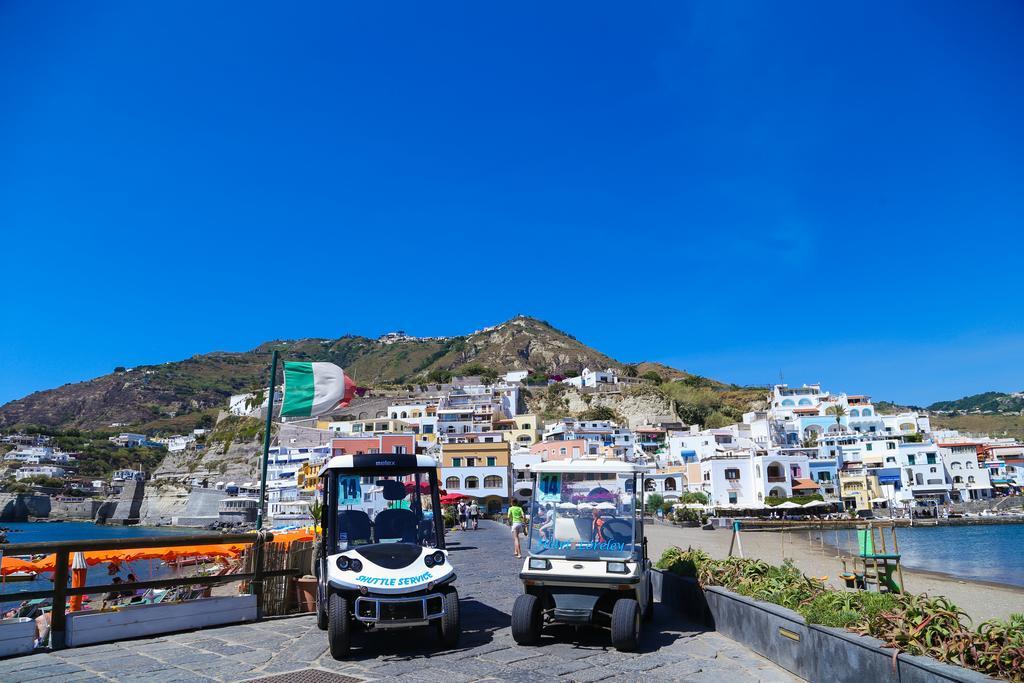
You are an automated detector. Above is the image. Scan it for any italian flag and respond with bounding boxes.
[281,361,357,417]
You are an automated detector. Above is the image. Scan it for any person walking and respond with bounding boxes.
[508,500,527,558]
[457,501,468,530]
[469,500,480,530]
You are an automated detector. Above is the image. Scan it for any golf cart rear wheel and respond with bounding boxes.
[611,598,640,652]
[328,592,351,659]
[511,593,542,645]
[437,586,461,647]
[316,592,329,630]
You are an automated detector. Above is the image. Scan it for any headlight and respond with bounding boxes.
[431,551,445,566]
[425,554,435,568]
[529,558,551,571]
[336,556,351,571]
[351,559,362,572]
[607,561,629,574]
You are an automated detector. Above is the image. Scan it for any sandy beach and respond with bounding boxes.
[645,521,1024,623]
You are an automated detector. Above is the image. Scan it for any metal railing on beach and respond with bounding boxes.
[0,531,298,650]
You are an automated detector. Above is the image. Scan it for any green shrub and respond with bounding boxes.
[654,547,708,578]
[799,591,899,628]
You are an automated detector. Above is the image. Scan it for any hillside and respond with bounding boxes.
[0,316,671,431]
[927,391,1024,415]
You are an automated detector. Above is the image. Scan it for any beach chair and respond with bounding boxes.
[856,526,904,593]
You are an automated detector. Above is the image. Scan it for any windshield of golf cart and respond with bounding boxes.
[527,472,639,560]
[327,469,441,553]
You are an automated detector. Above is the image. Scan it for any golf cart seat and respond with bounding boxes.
[375,508,417,543]
[337,510,372,546]
[600,517,632,544]
[554,517,592,542]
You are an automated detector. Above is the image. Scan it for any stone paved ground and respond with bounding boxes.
[1,521,801,682]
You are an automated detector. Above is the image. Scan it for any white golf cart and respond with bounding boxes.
[316,453,460,658]
[512,459,652,651]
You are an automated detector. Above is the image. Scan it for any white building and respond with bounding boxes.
[542,419,635,459]
[504,370,529,384]
[109,433,148,448]
[14,465,66,481]
[562,367,618,389]
[938,443,992,501]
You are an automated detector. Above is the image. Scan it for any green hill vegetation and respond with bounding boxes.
[927,391,1024,414]
[2,316,760,432]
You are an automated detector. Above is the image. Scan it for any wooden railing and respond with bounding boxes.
[0,532,298,649]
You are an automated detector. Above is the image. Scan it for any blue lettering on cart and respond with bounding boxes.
[536,539,626,552]
[354,571,432,587]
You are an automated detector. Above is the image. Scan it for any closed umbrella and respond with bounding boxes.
[69,552,87,612]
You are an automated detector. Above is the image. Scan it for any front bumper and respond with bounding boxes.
[519,571,640,586]
[354,593,446,625]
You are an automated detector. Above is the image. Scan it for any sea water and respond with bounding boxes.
[819,522,1024,588]
[0,521,191,607]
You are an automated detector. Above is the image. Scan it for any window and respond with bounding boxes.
[465,476,479,489]
[560,448,567,456]
[393,445,406,454]
[466,457,477,467]
[728,492,738,504]
[486,457,496,467]
[886,442,895,450]
[446,476,460,489]
[908,455,916,465]
[484,475,502,488]
[664,478,676,491]
[724,468,741,481]
[968,475,976,484]
[966,461,974,469]
[451,458,462,467]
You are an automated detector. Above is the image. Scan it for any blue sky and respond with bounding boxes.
[1,1,1022,407]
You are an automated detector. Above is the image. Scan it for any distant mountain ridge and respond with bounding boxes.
[927,391,1024,414]
[0,316,703,431]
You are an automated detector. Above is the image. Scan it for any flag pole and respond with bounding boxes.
[256,349,279,531]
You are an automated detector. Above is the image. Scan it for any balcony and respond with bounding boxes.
[767,476,787,483]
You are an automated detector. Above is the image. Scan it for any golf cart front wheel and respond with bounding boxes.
[511,593,542,645]
[328,592,351,659]
[611,598,640,652]
[437,587,461,647]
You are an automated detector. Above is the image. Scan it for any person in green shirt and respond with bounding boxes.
[507,500,527,558]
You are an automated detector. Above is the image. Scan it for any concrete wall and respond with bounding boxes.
[106,479,145,525]
[0,494,52,521]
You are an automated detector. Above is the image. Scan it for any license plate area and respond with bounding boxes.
[354,594,446,623]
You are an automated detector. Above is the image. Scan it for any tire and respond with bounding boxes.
[642,575,654,622]
[436,587,461,648]
[328,592,351,659]
[611,598,641,652]
[511,593,542,645]
[316,589,329,630]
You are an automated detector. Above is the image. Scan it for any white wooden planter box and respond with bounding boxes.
[65,595,256,647]
[0,617,36,657]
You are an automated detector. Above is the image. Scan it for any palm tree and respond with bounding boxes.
[827,404,847,432]
[801,432,818,448]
